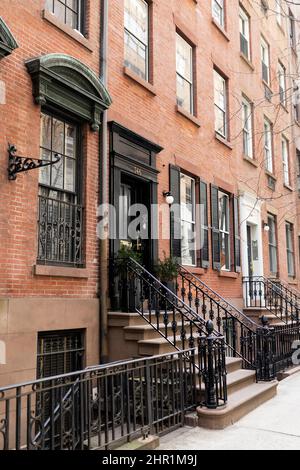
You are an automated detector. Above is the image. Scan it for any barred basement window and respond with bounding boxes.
[45,0,85,33]
[38,113,84,266]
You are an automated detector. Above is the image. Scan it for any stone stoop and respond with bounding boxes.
[243,307,292,326]
[108,311,278,429]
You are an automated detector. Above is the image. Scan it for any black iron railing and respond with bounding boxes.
[0,350,198,450]
[243,276,300,325]
[178,265,257,371]
[270,278,300,308]
[37,194,84,266]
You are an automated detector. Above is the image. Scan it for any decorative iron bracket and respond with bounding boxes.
[8,144,61,181]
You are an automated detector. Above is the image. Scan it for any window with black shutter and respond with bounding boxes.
[233,196,241,272]
[169,165,182,261]
[199,181,209,268]
[211,185,221,271]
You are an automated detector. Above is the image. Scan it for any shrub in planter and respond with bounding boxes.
[154,254,179,309]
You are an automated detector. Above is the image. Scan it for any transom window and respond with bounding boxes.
[264,118,273,173]
[261,37,270,85]
[45,0,84,32]
[176,33,194,115]
[180,174,196,266]
[38,113,83,266]
[124,0,149,81]
[286,222,295,277]
[239,7,250,60]
[278,62,286,107]
[212,0,225,28]
[214,70,227,138]
[282,136,290,186]
[242,96,253,158]
[268,214,278,275]
[219,191,230,271]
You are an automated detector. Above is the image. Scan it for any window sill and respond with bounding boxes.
[42,10,93,51]
[219,271,239,279]
[262,80,272,93]
[283,183,293,192]
[211,18,230,42]
[288,279,298,285]
[123,67,156,95]
[243,155,258,167]
[265,170,277,180]
[240,53,255,71]
[182,266,205,276]
[215,133,233,150]
[176,105,201,127]
[34,265,88,279]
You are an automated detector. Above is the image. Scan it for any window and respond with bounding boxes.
[38,113,83,266]
[293,81,300,121]
[289,9,296,49]
[278,63,286,106]
[261,37,270,85]
[212,0,225,28]
[124,0,149,81]
[239,7,250,59]
[45,0,84,32]
[176,34,194,115]
[282,136,290,186]
[180,174,196,266]
[286,222,295,277]
[297,149,300,194]
[264,118,273,173]
[276,0,282,26]
[242,96,253,158]
[219,191,231,271]
[214,69,227,138]
[268,214,278,275]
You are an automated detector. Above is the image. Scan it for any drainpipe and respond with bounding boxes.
[99,0,109,364]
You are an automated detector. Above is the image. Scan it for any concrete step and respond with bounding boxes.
[124,322,202,341]
[109,311,189,328]
[197,380,278,429]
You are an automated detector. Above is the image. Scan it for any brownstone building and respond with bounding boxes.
[1,0,300,446]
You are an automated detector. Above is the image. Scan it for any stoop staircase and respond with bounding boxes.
[108,260,279,429]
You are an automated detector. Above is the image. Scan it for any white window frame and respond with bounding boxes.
[180,173,196,267]
[212,0,225,28]
[214,70,228,139]
[286,222,295,277]
[261,37,270,85]
[239,7,250,60]
[124,0,149,81]
[264,118,273,173]
[276,0,282,25]
[218,191,231,272]
[278,62,286,107]
[242,96,253,158]
[268,214,278,275]
[282,136,290,186]
[176,33,194,115]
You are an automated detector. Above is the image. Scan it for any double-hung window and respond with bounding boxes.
[219,191,230,271]
[242,96,253,158]
[124,0,149,81]
[261,37,270,85]
[45,0,84,32]
[268,214,278,275]
[289,9,296,49]
[282,136,290,186]
[176,34,194,115]
[239,7,250,60]
[180,174,196,266]
[286,222,295,277]
[278,62,286,107]
[214,70,227,139]
[212,0,225,28]
[264,118,273,173]
[38,112,83,266]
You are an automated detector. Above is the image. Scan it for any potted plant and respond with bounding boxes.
[154,254,179,308]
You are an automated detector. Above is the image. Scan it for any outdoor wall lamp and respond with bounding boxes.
[263,222,270,232]
[8,143,61,181]
[163,191,174,205]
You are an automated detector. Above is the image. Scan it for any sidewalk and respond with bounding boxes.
[158,373,300,450]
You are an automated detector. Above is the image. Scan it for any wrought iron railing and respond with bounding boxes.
[243,276,300,325]
[270,278,300,307]
[177,265,257,370]
[37,194,84,266]
[0,349,223,450]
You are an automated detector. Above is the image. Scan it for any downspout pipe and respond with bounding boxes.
[99,0,109,364]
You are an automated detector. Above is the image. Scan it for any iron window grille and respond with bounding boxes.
[176,33,194,115]
[38,113,84,267]
[45,0,85,33]
[124,0,149,81]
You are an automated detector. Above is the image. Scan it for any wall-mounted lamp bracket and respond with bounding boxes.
[8,144,61,181]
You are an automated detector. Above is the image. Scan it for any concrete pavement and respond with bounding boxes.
[158,373,300,450]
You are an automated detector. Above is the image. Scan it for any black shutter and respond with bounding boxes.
[233,196,241,272]
[169,165,181,261]
[199,180,209,268]
[211,185,221,271]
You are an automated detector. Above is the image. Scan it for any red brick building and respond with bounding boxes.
[0,0,300,387]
